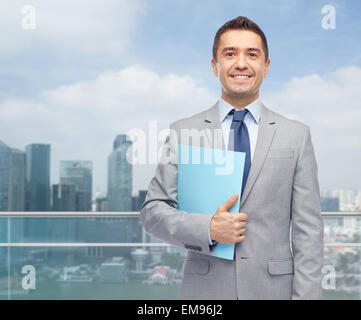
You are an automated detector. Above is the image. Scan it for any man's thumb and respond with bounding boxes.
[220,193,239,212]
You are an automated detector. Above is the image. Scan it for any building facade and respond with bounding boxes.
[107,135,132,212]
[60,161,93,211]
[25,144,51,211]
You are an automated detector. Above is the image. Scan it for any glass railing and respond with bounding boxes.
[0,212,184,300]
[0,212,360,300]
[322,213,361,300]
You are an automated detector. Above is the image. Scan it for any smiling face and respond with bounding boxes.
[212,29,270,108]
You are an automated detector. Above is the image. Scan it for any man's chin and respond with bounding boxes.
[227,90,255,99]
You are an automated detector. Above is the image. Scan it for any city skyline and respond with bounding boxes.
[1,136,361,213]
[0,136,151,212]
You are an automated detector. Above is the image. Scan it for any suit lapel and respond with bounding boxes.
[201,101,276,208]
[203,101,225,150]
[239,103,276,207]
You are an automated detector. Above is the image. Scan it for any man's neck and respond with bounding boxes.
[221,92,259,110]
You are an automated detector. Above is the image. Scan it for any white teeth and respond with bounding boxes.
[233,75,250,79]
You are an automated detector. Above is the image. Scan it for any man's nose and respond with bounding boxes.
[233,53,248,69]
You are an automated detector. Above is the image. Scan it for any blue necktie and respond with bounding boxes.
[228,109,251,195]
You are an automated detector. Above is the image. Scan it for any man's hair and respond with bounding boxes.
[212,16,269,62]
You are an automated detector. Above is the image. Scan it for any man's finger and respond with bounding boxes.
[236,213,248,221]
[219,193,239,212]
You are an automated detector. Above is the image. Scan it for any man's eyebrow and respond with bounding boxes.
[221,47,238,52]
[221,47,261,53]
[247,48,261,52]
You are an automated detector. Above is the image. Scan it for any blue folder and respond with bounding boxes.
[177,144,245,260]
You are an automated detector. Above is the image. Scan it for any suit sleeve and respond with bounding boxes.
[140,122,216,255]
[291,126,324,300]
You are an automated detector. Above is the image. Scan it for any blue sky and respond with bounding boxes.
[2,0,361,98]
[1,0,361,193]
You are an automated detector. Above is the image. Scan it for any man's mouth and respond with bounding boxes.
[230,74,252,79]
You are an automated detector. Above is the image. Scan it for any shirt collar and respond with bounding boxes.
[218,96,261,124]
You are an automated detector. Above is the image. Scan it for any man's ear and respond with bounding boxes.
[211,58,219,77]
[263,58,270,78]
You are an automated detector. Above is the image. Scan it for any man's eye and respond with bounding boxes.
[226,52,235,57]
[249,53,257,57]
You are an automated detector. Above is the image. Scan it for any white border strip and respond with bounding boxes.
[324,243,361,247]
[0,212,140,217]
[0,243,172,247]
[0,211,359,217]
[0,242,358,247]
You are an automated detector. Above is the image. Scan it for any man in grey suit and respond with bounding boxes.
[140,16,324,300]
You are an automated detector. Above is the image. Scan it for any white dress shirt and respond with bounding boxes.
[208,96,262,245]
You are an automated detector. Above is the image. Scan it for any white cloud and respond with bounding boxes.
[2,62,360,193]
[0,65,216,193]
[0,0,146,59]
[263,66,361,189]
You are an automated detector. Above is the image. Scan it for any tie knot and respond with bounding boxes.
[230,109,248,122]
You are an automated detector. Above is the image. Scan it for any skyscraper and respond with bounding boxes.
[0,140,10,272]
[25,143,51,211]
[60,161,93,211]
[107,134,132,211]
[0,141,26,211]
[23,143,50,244]
[331,190,356,211]
[132,190,148,212]
[0,141,26,271]
[9,148,26,211]
[0,140,10,211]
[321,197,339,212]
[52,184,76,211]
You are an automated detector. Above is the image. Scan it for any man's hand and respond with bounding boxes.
[210,193,247,244]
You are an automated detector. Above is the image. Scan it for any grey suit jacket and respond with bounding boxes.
[140,102,324,300]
